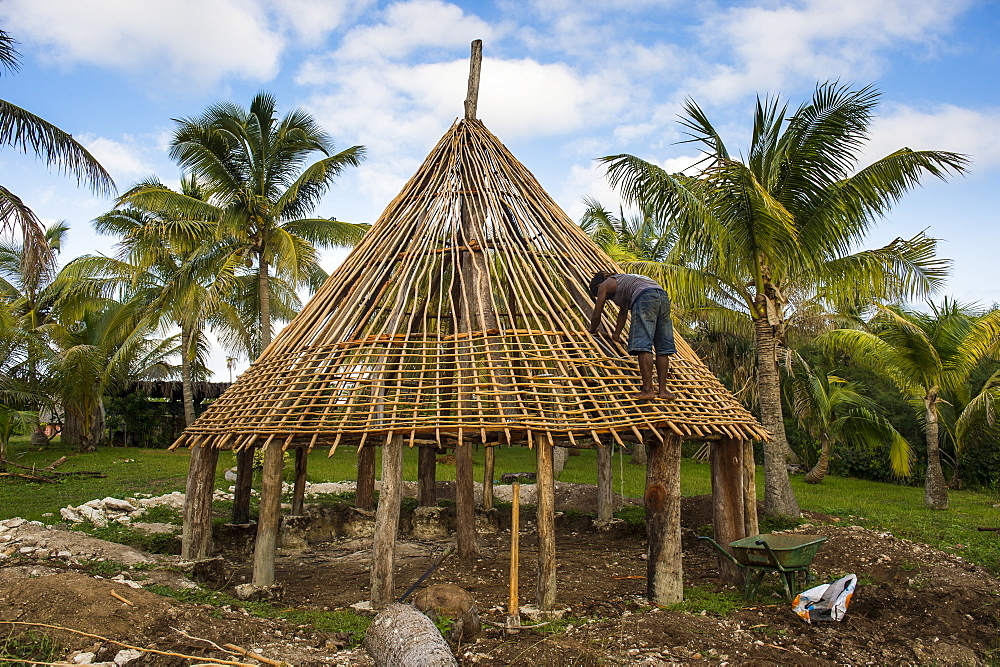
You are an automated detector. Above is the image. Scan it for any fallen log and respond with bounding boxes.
[0,471,57,483]
[44,456,68,469]
[0,458,104,478]
[363,603,457,666]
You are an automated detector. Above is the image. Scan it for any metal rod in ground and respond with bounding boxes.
[506,482,521,632]
[397,543,456,603]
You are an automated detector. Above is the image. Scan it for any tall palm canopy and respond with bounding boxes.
[820,301,1000,509]
[84,175,249,425]
[120,92,366,357]
[0,28,113,275]
[600,83,967,518]
[173,118,766,451]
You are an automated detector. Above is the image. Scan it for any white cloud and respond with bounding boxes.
[334,0,497,61]
[861,104,1000,172]
[561,162,625,221]
[269,0,375,45]
[0,0,282,87]
[79,135,153,181]
[692,0,970,103]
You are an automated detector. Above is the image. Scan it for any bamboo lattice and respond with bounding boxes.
[174,119,768,451]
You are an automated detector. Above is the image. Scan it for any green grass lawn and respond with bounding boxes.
[2,436,997,571]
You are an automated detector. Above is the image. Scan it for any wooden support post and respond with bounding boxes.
[291,446,307,516]
[464,39,483,120]
[535,438,556,610]
[231,446,254,524]
[357,445,376,511]
[711,438,747,585]
[455,438,477,558]
[645,434,683,605]
[372,433,404,608]
[483,445,495,510]
[596,444,613,524]
[743,439,759,537]
[181,443,219,559]
[417,444,437,507]
[252,439,284,587]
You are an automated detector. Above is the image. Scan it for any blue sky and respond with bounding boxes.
[2,0,998,379]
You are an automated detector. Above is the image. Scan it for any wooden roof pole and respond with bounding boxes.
[464,39,483,120]
[455,40,486,559]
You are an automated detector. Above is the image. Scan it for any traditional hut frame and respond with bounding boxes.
[175,41,766,610]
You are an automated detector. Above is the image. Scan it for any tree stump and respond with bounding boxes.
[413,583,481,643]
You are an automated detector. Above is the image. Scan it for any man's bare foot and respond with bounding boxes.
[634,390,657,400]
[658,391,676,401]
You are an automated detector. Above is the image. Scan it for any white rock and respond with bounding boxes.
[19,546,35,554]
[113,648,143,665]
[224,467,238,482]
[60,507,84,522]
[71,651,97,664]
[3,518,26,528]
[78,505,109,527]
[102,497,137,512]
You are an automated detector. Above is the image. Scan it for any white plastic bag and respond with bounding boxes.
[792,573,857,623]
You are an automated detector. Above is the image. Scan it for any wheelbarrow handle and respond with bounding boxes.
[697,536,743,568]
[754,539,788,573]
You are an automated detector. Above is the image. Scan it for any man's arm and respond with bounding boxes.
[611,305,628,343]
[588,279,613,334]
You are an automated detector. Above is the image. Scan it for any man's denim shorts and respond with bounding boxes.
[628,288,676,356]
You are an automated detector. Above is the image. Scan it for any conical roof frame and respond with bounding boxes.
[177,119,768,451]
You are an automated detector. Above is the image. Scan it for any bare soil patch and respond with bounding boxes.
[1,495,998,665]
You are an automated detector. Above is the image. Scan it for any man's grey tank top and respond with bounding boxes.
[612,273,660,309]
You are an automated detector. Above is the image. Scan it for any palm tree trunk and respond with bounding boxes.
[753,317,800,519]
[259,252,271,353]
[804,433,830,484]
[923,391,948,510]
[180,325,196,426]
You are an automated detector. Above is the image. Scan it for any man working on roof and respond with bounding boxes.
[588,271,676,400]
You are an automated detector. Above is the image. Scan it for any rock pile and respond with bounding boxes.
[58,490,234,527]
[60,497,145,527]
[0,517,153,565]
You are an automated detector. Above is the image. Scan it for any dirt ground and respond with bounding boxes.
[2,496,999,665]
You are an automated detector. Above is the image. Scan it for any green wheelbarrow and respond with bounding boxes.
[698,533,827,601]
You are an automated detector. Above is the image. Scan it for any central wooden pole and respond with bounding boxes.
[418,444,437,506]
[464,39,483,120]
[455,437,477,558]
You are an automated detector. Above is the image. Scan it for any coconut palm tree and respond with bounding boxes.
[820,300,1000,509]
[83,175,249,426]
[787,357,912,483]
[600,83,966,518]
[0,28,113,276]
[121,92,366,357]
